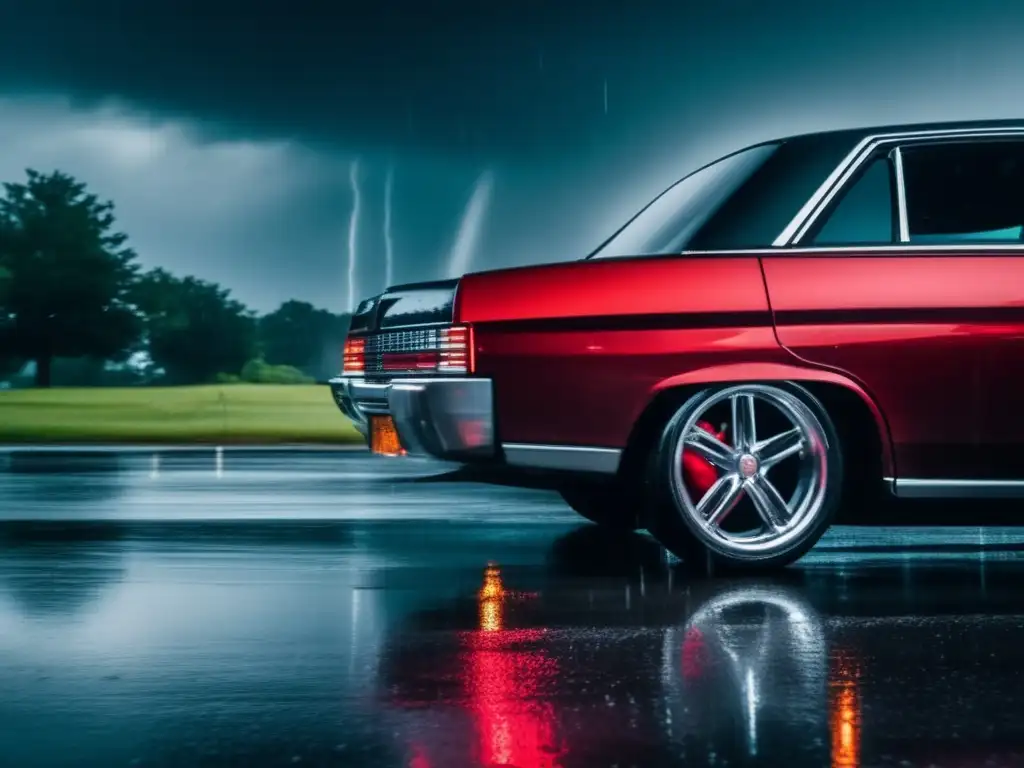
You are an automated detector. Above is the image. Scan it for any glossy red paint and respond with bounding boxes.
[456,255,895,477]
[763,252,1024,479]
[456,257,770,323]
[458,256,779,448]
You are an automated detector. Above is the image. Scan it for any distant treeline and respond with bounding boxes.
[0,169,351,387]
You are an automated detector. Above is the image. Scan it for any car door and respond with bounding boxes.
[763,134,1024,487]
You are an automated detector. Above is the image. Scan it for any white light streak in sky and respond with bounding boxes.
[383,164,395,289]
[446,169,494,278]
[346,159,362,312]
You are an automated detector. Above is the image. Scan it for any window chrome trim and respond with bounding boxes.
[773,125,1024,247]
[890,147,910,243]
[772,135,876,247]
[683,243,1024,257]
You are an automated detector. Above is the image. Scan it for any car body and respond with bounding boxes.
[331,118,1024,570]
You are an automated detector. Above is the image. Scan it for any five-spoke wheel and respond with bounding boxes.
[649,383,843,570]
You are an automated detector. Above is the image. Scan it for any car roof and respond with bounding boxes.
[777,117,1024,150]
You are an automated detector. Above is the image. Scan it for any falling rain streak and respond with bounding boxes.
[446,169,494,279]
[383,164,395,290]
[346,159,362,312]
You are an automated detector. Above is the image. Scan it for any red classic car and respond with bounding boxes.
[331,119,1024,571]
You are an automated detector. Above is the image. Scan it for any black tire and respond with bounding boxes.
[559,482,642,531]
[647,382,843,572]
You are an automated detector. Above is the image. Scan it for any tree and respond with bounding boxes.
[133,268,256,384]
[0,170,141,387]
[258,300,349,377]
[0,264,12,374]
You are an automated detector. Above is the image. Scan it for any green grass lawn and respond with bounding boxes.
[0,384,364,444]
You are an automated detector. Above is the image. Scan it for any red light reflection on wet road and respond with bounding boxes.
[681,626,708,680]
[466,564,565,767]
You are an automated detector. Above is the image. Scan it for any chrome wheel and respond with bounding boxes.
[670,384,830,558]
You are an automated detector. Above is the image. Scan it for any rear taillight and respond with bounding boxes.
[342,336,365,375]
[438,325,474,374]
[344,325,475,376]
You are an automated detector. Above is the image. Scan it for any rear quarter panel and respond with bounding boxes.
[455,257,783,447]
[763,252,1023,479]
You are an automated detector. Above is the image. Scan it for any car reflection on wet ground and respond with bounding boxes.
[3,450,1024,767]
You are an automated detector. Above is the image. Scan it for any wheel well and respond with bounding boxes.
[797,381,887,519]
[617,385,704,489]
[617,380,887,516]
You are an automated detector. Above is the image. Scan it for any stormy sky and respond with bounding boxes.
[0,0,1021,312]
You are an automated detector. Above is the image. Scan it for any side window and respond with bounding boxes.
[901,140,1024,243]
[810,156,895,245]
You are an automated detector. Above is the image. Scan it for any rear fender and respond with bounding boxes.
[651,362,894,477]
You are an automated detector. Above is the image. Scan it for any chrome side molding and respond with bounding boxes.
[501,443,622,474]
[888,477,1024,499]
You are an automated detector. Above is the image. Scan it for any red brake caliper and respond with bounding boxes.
[682,420,728,496]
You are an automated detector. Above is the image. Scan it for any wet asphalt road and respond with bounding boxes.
[4,451,1024,766]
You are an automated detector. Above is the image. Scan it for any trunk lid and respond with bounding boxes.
[349,279,459,334]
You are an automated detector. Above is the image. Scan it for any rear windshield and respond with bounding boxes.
[588,132,857,257]
[589,143,779,258]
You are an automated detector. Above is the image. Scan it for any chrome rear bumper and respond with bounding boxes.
[329,377,495,460]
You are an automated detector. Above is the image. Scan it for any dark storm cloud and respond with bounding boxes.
[0,0,654,159]
[1,0,1023,311]
[0,0,1009,159]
